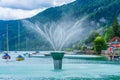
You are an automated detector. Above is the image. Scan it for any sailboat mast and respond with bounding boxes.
[6,24,9,52]
[25,37,27,51]
[18,23,20,51]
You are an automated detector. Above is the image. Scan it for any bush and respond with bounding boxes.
[94,36,107,54]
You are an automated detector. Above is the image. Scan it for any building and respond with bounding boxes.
[108,37,120,53]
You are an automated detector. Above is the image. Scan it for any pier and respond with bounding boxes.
[108,55,120,61]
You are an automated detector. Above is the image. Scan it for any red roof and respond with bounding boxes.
[109,36,120,42]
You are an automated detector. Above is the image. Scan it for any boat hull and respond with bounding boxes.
[16,58,24,61]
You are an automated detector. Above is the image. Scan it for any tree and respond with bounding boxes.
[81,45,87,51]
[112,17,120,37]
[104,27,114,42]
[94,36,107,54]
[104,17,120,42]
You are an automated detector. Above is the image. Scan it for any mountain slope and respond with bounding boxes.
[30,0,120,25]
[0,0,120,51]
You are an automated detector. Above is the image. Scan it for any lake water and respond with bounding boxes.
[0,52,120,80]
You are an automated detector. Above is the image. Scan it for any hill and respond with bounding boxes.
[0,0,120,51]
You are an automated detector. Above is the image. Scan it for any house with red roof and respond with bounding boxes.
[108,36,120,53]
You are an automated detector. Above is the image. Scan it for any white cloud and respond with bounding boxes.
[0,7,45,20]
[0,0,51,10]
[0,0,75,10]
[53,0,74,6]
[0,0,75,20]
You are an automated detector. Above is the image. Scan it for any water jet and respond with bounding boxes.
[23,17,87,70]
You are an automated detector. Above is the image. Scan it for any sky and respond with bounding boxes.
[0,0,75,20]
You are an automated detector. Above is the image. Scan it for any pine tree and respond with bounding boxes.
[112,17,120,37]
[104,27,114,42]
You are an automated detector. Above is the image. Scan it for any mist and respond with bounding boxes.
[22,16,94,51]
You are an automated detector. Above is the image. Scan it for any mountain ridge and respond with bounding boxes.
[0,0,120,51]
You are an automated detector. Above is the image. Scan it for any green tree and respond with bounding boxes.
[104,27,114,42]
[81,45,87,51]
[74,44,81,50]
[104,17,120,42]
[94,36,107,54]
[112,17,120,37]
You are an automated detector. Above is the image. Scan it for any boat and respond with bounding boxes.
[44,53,51,56]
[16,55,24,61]
[2,53,11,59]
[2,25,11,60]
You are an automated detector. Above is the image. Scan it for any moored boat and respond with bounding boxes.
[16,55,24,61]
[2,53,11,59]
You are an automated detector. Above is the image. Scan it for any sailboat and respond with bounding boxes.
[16,23,24,61]
[18,23,20,52]
[2,24,11,60]
[14,23,20,53]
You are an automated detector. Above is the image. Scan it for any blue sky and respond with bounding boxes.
[0,0,75,20]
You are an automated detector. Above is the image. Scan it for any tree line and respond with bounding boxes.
[94,17,120,54]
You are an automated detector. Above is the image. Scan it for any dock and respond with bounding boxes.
[108,55,120,61]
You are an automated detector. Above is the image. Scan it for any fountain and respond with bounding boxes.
[51,51,64,69]
[0,17,119,79]
[23,17,86,70]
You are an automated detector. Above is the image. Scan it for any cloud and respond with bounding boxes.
[52,0,75,6]
[0,0,75,20]
[0,7,45,20]
[0,0,75,10]
[0,0,51,10]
